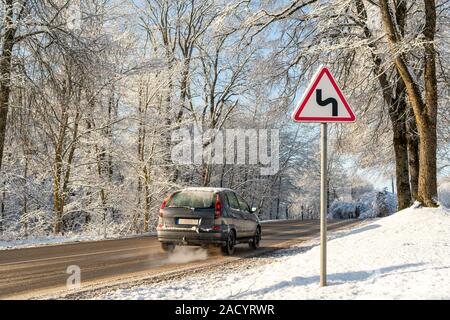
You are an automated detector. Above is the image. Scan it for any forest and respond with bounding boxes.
[0,0,449,240]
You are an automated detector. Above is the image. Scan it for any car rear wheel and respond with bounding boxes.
[249,227,261,249]
[221,231,236,255]
[161,242,175,252]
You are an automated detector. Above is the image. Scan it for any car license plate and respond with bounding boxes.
[177,218,199,225]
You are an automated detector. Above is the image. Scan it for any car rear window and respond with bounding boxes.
[167,191,214,209]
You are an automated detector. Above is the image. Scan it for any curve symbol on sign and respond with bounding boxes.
[316,89,338,117]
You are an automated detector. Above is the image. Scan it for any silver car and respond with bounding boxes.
[156,187,261,255]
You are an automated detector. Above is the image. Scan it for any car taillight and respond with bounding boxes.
[214,194,221,219]
[159,193,171,217]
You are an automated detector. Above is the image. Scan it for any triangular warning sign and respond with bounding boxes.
[291,66,356,123]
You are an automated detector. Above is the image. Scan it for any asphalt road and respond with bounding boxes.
[0,219,361,299]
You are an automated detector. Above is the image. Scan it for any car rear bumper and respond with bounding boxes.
[157,228,227,245]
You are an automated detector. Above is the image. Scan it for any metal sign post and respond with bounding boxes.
[320,122,327,287]
[291,66,355,287]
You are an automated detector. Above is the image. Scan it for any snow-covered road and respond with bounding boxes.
[98,205,450,300]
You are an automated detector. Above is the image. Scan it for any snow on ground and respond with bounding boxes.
[439,182,450,208]
[0,234,102,250]
[0,232,155,250]
[98,206,450,300]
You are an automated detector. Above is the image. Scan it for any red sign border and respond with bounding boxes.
[292,67,356,123]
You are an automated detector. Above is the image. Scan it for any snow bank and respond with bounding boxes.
[98,205,450,299]
[329,189,397,219]
[0,232,155,250]
[0,234,105,250]
[438,182,450,208]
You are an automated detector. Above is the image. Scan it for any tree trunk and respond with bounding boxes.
[219,164,226,187]
[202,163,211,186]
[419,0,438,206]
[143,165,150,232]
[406,114,419,200]
[164,53,177,184]
[0,181,5,234]
[95,143,108,236]
[390,68,412,210]
[53,144,64,234]
[417,118,437,206]
[276,175,281,219]
[391,119,411,209]
[0,54,13,174]
[0,0,27,173]
[0,1,17,231]
[22,155,28,237]
[100,189,107,237]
